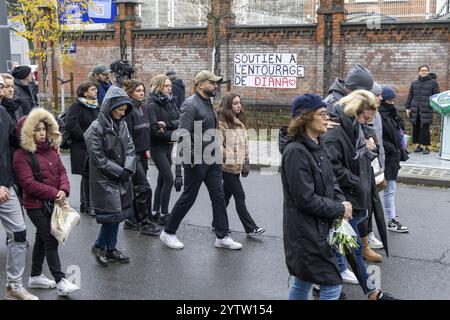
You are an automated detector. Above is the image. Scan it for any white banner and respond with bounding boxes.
[234,53,304,89]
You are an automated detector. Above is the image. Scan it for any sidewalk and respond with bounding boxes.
[248,141,450,187]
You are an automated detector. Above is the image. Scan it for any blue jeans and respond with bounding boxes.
[383,180,396,221]
[289,277,341,300]
[95,223,120,252]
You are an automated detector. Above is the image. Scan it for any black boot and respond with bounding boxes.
[91,245,108,267]
[106,249,130,263]
[124,219,140,231]
[140,221,161,236]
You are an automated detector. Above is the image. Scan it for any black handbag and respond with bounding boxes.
[28,152,55,216]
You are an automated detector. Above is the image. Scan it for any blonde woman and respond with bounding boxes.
[323,89,395,300]
[147,74,180,225]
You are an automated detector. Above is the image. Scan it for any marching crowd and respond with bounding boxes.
[0,62,440,300]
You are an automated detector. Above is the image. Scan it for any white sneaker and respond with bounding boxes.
[215,236,242,250]
[5,285,39,300]
[368,232,384,250]
[341,268,359,285]
[160,230,184,249]
[28,274,57,289]
[57,278,79,296]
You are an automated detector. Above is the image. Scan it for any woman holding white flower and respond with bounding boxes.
[280,93,352,300]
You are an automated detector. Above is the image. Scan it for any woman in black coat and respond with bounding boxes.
[84,86,135,267]
[123,79,160,236]
[65,81,99,216]
[323,89,395,300]
[280,93,352,300]
[405,65,440,154]
[147,74,180,225]
[379,86,409,233]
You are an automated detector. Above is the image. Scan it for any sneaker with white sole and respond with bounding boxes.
[341,268,359,285]
[160,230,184,249]
[215,236,242,250]
[246,227,266,237]
[57,278,79,296]
[387,219,409,233]
[5,285,39,300]
[28,274,57,289]
[368,232,384,250]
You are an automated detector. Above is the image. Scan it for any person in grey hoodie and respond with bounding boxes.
[324,63,374,116]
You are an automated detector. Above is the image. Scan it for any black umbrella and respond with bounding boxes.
[345,251,368,295]
[371,176,389,257]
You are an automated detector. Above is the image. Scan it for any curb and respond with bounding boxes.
[249,164,450,188]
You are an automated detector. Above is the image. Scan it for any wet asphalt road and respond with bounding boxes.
[0,155,449,300]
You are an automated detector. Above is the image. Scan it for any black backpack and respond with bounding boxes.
[57,111,72,150]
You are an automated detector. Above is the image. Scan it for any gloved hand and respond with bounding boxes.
[119,169,132,183]
[241,160,250,177]
[174,164,183,192]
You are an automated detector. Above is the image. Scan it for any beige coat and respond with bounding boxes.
[219,117,249,175]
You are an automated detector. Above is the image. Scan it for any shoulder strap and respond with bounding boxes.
[27,152,43,182]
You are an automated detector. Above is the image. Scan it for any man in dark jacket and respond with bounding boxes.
[0,75,39,300]
[88,64,113,106]
[405,65,440,154]
[160,70,242,250]
[324,63,374,116]
[166,69,185,110]
[12,65,38,115]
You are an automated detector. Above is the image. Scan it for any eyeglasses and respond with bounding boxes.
[315,111,330,119]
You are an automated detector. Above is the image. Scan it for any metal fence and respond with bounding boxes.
[344,0,441,21]
[233,0,318,25]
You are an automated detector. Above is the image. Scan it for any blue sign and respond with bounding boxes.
[59,0,117,25]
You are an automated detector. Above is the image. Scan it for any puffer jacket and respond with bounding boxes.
[219,117,248,175]
[405,73,440,125]
[84,86,136,224]
[13,108,70,209]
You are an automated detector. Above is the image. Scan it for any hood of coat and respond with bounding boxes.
[328,78,347,97]
[418,73,437,81]
[99,85,133,120]
[16,107,61,153]
[172,78,185,88]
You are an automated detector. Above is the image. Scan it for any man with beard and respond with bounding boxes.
[88,64,113,106]
[160,70,243,251]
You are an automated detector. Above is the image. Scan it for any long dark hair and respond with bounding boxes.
[218,92,246,128]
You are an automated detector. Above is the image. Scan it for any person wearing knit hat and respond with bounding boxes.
[12,66,38,116]
[345,64,374,91]
[291,93,327,118]
[381,86,396,101]
[11,66,32,80]
[378,85,409,234]
[281,93,352,300]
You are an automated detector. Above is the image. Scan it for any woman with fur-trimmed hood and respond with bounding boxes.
[13,108,79,297]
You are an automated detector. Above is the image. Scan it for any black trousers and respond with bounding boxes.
[412,115,431,146]
[216,171,257,233]
[80,175,90,211]
[27,208,65,283]
[165,164,229,239]
[131,154,152,223]
[151,146,174,215]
